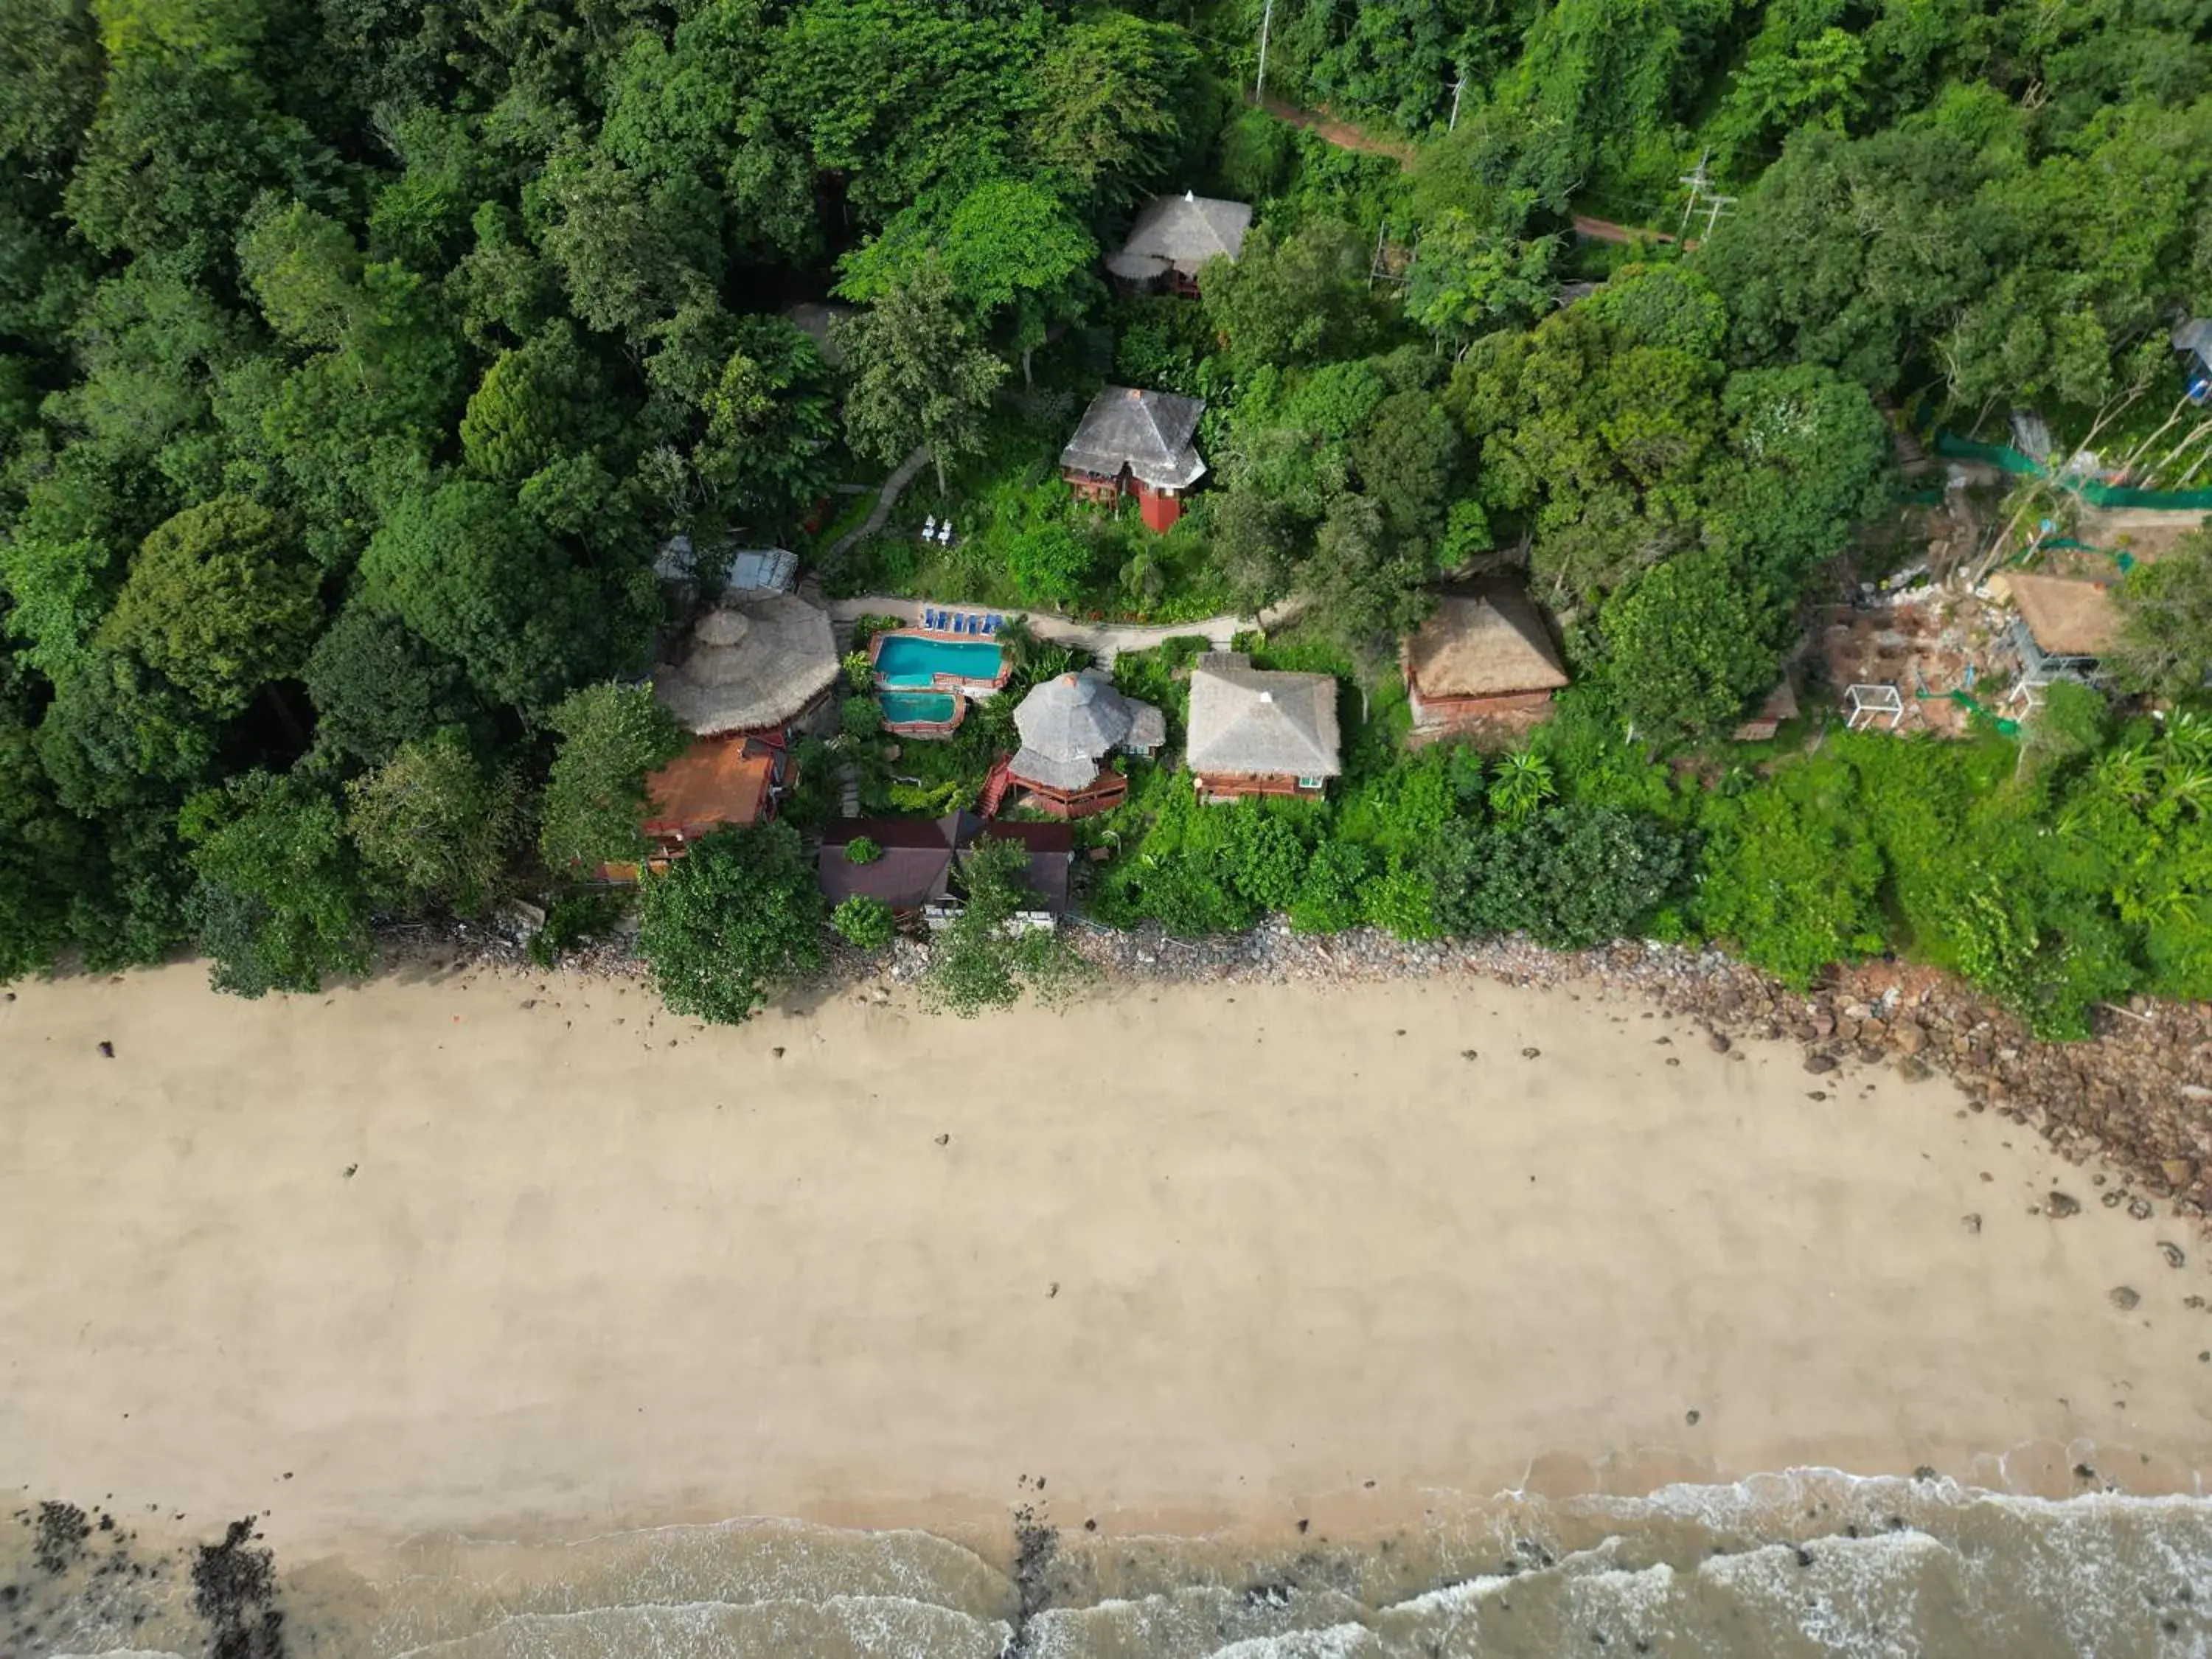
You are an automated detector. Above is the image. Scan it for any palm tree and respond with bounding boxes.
[994,614,1039,672]
[1487,747,1557,826]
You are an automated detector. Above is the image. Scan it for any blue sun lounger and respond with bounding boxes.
[983,614,1001,635]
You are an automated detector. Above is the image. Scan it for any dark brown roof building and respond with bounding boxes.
[818,814,1075,915]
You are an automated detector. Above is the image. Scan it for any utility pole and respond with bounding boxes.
[1677,150,1712,240]
[1255,0,1274,105]
[1448,74,1466,132]
[1699,192,1736,241]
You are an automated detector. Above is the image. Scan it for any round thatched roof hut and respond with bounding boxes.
[653,593,840,736]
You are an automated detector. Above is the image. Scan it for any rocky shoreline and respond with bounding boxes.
[397,912,2212,1238]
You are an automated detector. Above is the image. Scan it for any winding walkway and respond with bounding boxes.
[825,445,932,560]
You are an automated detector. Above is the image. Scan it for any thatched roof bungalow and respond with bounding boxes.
[653,594,840,739]
[2008,571,2122,659]
[1402,588,1569,733]
[1106,192,1253,297]
[1186,651,1340,802]
[1004,669,1166,818]
[1060,386,1208,531]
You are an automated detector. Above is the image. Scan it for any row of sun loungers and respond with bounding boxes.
[921,609,1003,636]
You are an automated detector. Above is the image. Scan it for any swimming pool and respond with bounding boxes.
[877,690,960,727]
[872,633,1004,688]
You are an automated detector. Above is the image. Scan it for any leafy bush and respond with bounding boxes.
[1436,808,1691,948]
[1006,524,1095,605]
[638,824,824,1024]
[843,650,877,692]
[1290,839,1371,933]
[832,894,897,950]
[1697,762,1884,987]
[841,695,883,740]
[1222,807,1309,912]
[1362,855,1441,939]
[539,684,687,875]
[846,835,883,864]
[922,838,1091,1015]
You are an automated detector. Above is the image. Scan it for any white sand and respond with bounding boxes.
[0,960,2207,1557]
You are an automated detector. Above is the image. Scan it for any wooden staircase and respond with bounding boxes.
[978,756,1015,818]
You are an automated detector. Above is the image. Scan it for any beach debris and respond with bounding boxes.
[1666,1057,1680,1066]
[2158,1242,2186,1269]
[1896,1056,1933,1082]
[1461,1048,1479,1060]
[2103,1190,2124,1208]
[1520,1046,1541,1059]
[2128,1196,2155,1221]
[1084,1517,1097,1531]
[1685,1409,1701,1425]
[1707,1032,1730,1052]
[1807,1090,1827,1100]
[341,1164,357,1179]
[1047,1282,1059,1298]
[2110,1286,2142,1310]
[1961,1214,1982,1234]
[771,1046,785,1058]
[97,1040,114,1058]
[1914,1465,1938,1481]
[1793,1546,1814,1568]
[1296,1517,1310,1534]
[2045,1192,2081,1219]
[520,999,537,1010]
[935,1133,950,1146]
[1802,1052,1837,1074]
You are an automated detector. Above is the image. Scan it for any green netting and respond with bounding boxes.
[1933,432,2212,508]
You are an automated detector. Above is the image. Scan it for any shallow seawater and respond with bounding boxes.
[8,1473,2211,1658]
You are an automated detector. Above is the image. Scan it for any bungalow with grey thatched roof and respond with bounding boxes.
[1403,587,1569,734]
[1060,386,1208,531]
[653,593,840,739]
[1186,651,1340,802]
[1001,668,1166,818]
[1107,191,1253,298]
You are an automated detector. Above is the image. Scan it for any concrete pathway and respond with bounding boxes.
[823,595,1304,667]
[826,445,932,560]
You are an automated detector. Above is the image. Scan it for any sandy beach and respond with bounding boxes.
[1,959,2208,1568]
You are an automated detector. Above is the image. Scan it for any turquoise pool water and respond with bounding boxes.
[873,633,1003,687]
[877,690,959,726]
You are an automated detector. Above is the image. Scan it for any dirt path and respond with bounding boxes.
[1255,96,1683,246]
[1257,94,1415,164]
